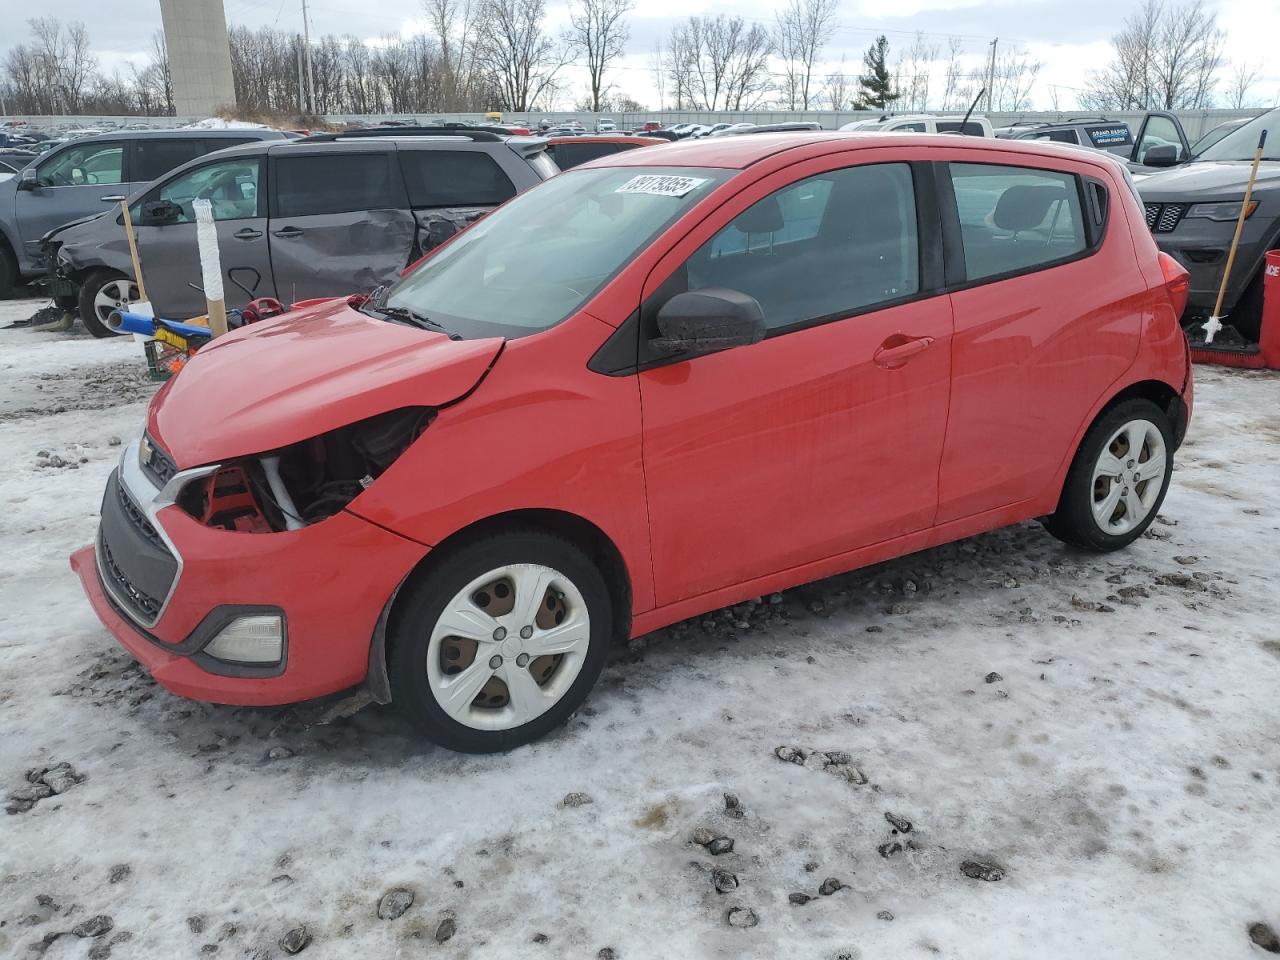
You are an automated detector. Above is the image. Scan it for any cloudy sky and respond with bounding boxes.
[12,0,1280,111]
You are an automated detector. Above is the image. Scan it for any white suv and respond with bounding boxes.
[840,114,994,137]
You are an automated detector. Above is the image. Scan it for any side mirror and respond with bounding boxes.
[1141,144,1181,167]
[16,167,37,191]
[142,199,181,224]
[650,288,767,355]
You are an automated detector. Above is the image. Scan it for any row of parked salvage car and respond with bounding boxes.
[4,108,1277,343]
[0,125,663,334]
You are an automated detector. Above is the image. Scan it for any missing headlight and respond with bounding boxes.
[179,407,435,532]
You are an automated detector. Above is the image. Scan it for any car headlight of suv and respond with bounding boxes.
[1184,200,1258,222]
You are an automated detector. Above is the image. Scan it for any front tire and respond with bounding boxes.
[388,529,613,753]
[1044,398,1174,552]
[78,269,138,338]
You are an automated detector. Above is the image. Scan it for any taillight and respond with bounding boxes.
[1158,251,1190,318]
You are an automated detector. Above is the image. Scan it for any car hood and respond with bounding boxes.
[1137,160,1280,200]
[42,209,113,246]
[148,298,503,468]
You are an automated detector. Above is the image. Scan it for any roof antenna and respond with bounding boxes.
[960,88,985,135]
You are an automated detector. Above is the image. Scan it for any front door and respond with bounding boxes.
[133,154,274,318]
[638,156,954,605]
[14,139,126,269]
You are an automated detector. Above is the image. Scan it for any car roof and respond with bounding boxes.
[49,128,284,144]
[586,130,1129,171]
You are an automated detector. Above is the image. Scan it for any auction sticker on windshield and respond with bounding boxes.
[615,175,710,197]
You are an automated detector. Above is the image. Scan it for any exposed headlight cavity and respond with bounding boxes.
[178,407,434,533]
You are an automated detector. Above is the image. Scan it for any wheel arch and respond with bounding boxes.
[365,507,633,704]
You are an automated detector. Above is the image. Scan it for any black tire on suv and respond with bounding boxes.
[0,244,16,299]
[78,269,136,338]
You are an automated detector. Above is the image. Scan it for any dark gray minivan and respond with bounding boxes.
[47,129,556,335]
[0,129,289,300]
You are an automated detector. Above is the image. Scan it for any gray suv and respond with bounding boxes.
[0,129,288,299]
[1137,108,1280,341]
[46,128,557,335]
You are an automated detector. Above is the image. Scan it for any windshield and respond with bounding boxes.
[1196,108,1279,162]
[383,165,729,339]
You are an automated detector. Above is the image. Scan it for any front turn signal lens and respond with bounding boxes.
[203,615,284,664]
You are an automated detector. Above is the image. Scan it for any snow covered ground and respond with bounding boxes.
[2,295,1279,960]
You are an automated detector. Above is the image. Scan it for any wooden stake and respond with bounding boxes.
[119,200,148,303]
[1208,129,1268,335]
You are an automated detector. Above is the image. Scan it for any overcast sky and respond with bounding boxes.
[12,0,1280,111]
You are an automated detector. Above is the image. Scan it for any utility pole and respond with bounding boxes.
[296,39,306,113]
[985,38,998,114]
[301,0,316,114]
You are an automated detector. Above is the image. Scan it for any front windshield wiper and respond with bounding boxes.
[361,286,461,339]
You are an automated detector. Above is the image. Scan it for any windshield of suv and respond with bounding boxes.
[1196,108,1279,162]
[382,165,729,339]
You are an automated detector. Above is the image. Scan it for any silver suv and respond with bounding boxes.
[45,127,558,335]
[0,129,289,301]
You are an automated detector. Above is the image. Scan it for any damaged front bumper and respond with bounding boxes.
[71,437,427,706]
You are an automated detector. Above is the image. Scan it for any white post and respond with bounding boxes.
[192,199,228,338]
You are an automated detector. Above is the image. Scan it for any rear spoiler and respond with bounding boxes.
[504,136,551,158]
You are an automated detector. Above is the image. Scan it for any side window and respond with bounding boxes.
[551,142,618,170]
[275,153,397,217]
[1024,129,1079,145]
[890,121,927,133]
[130,138,207,183]
[948,162,1086,282]
[151,157,262,223]
[938,121,986,137]
[36,141,125,187]
[399,151,517,207]
[1132,116,1183,163]
[683,163,919,332]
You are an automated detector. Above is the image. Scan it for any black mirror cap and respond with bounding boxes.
[1143,144,1181,167]
[651,287,767,355]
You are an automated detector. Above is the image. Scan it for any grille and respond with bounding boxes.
[99,536,162,621]
[1145,202,1188,233]
[117,481,163,548]
[141,435,178,487]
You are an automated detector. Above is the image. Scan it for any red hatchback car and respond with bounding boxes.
[73,133,1193,752]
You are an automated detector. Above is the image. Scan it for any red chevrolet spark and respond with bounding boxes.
[72,133,1193,752]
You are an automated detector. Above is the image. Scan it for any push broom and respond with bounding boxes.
[1203,128,1267,344]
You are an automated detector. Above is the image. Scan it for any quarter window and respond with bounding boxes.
[399,151,516,207]
[683,163,919,332]
[948,162,1086,282]
[275,153,397,217]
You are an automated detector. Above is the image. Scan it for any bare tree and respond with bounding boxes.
[566,0,632,113]
[821,57,854,110]
[894,31,939,112]
[666,15,771,111]
[474,0,568,111]
[649,41,667,108]
[773,0,838,110]
[939,37,975,111]
[990,44,1042,112]
[1084,0,1223,110]
[1226,60,1263,109]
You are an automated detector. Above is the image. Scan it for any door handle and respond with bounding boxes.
[873,335,935,369]
[271,226,303,239]
[234,227,263,240]
[100,195,126,202]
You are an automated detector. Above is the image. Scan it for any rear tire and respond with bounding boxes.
[1044,398,1174,552]
[388,528,612,753]
[78,269,137,338]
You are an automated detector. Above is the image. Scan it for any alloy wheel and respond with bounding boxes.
[1090,418,1167,535]
[426,563,590,731]
[93,278,139,326]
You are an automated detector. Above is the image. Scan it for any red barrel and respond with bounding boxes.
[1262,250,1280,368]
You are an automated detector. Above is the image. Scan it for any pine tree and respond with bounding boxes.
[855,35,898,110]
